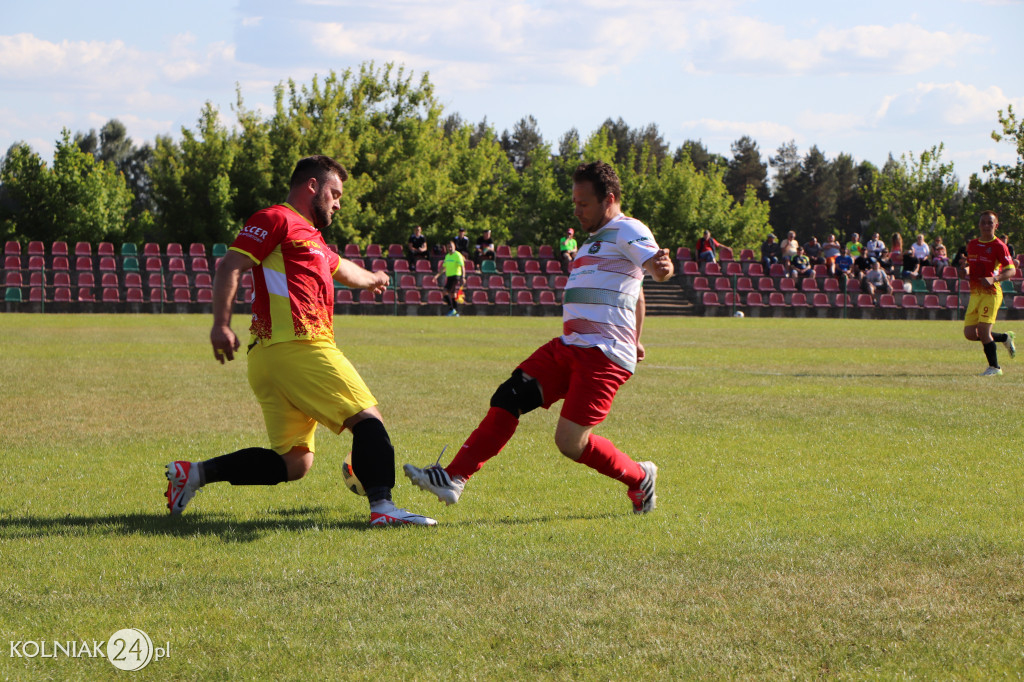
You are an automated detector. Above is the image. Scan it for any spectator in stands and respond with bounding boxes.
[835,246,855,286]
[822,234,841,276]
[1004,237,1020,269]
[932,243,949,269]
[407,225,429,269]
[760,233,781,270]
[853,247,873,277]
[475,229,496,264]
[803,236,823,265]
[695,230,721,263]
[845,233,863,260]
[890,232,904,258]
[437,240,465,317]
[911,233,931,266]
[454,227,471,259]
[862,259,893,300]
[866,232,886,259]
[559,228,578,266]
[789,246,813,279]
[901,248,921,280]
[780,230,799,264]
[877,248,894,274]
[952,244,968,270]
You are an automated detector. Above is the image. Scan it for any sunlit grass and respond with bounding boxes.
[1,314,1022,679]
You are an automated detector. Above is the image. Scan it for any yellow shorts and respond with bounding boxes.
[964,291,1002,326]
[247,339,377,454]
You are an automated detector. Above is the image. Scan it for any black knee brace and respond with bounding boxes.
[490,368,543,417]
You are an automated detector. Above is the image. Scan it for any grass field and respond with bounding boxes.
[1,313,1023,680]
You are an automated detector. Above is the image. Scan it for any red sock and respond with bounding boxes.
[445,407,519,480]
[577,434,645,488]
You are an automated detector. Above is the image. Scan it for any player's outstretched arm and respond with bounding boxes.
[335,259,390,294]
[644,248,675,282]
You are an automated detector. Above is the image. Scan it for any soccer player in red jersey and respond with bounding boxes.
[164,155,436,526]
[963,211,1017,376]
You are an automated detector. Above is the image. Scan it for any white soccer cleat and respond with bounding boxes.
[1004,331,1016,359]
[369,502,437,527]
[980,366,1003,376]
[165,461,201,515]
[403,463,466,505]
[627,461,658,514]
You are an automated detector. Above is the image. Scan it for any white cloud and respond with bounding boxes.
[687,20,982,76]
[876,82,1024,128]
[0,33,149,89]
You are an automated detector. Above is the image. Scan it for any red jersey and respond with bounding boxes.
[966,237,1013,295]
[229,203,341,346]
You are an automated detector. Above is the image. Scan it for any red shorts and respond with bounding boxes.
[518,338,633,426]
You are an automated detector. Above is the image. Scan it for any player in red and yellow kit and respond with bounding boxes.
[164,155,435,526]
[963,210,1017,376]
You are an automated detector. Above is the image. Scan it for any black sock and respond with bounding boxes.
[992,332,1008,343]
[351,418,395,503]
[201,447,289,485]
[983,341,1000,368]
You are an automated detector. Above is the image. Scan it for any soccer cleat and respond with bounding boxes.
[369,503,437,527]
[980,366,1003,376]
[445,309,459,317]
[165,461,201,515]
[1004,331,1016,359]
[403,463,466,505]
[627,461,658,514]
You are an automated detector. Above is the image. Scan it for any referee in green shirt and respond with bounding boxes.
[440,240,465,317]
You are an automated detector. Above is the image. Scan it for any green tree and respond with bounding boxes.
[150,103,237,244]
[725,136,768,204]
[966,106,1024,239]
[861,144,961,246]
[51,129,134,243]
[0,143,55,243]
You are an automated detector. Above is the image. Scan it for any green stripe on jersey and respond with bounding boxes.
[584,228,619,245]
[563,287,637,310]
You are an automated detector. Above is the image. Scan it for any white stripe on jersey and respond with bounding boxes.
[263,266,289,298]
[562,214,660,373]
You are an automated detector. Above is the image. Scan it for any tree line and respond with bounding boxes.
[1,61,1022,255]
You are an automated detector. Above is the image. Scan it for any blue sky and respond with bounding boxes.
[2,0,1022,181]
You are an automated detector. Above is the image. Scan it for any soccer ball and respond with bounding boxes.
[733,310,745,318]
[342,452,366,496]
[903,282,913,293]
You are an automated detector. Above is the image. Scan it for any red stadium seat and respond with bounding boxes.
[516,245,533,259]
[98,242,115,257]
[365,244,383,258]
[166,243,184,257]
[126,288,144,303]
[101,273,118,288]
[691,277,710,292]
[344,244,362,258]
[515,290,535,305]
[102,287,120,303]
[189,243,207,258]
[538,245,555,259]
[173,288,191,303]
[28,241,44,256]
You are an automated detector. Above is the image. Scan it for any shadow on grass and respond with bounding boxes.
[0,506,366,543]
[0,506,622,542]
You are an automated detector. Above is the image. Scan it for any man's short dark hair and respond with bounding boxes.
[573,161,622,201]
[290,155,349,189]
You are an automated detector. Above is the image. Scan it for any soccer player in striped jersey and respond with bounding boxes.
[404,161,674,514]
[164,155,436,526]
[963,210,1017,376]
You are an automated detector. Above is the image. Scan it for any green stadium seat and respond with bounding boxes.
[122,256,139,272]
[481,260,498,275]
[5,287,22,302]
[212,243,228,258]
[121,243,138,257]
